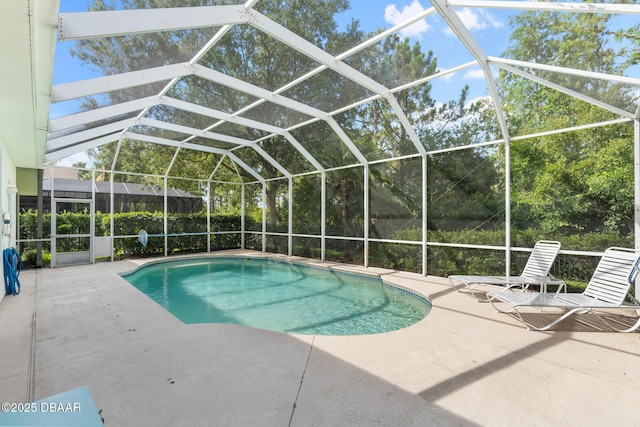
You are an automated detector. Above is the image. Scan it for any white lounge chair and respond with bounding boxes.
[448,240,563,300]
[488,247,640,332]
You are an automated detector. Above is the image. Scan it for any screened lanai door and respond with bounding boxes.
[51,198,94,267]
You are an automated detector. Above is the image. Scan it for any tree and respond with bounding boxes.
[330,34,504,238]
[71,0,363,228]
[72,161,90,180]
[610,20,640,68]
[499,9,636,236]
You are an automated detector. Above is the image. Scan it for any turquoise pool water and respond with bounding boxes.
[122,257,431,336]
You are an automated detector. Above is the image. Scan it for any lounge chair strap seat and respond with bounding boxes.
[488,247,640,332]
[490,292,620,309]
[449,240,563,300]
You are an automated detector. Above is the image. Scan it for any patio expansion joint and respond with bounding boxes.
[27,269,39,403]
[288,335,315,427]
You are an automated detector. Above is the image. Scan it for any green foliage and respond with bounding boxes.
[21,248,51,268]
[499,9,636,235]
[108,212,250,257]
[20,209,51,239]
[19,210,249,266]
[292,175,322,235]
[74,0,361,230]
[610,22,640,68]
[19,208,630,291]
[33,2,637,287]
[20,210,109,252]
[366,227,632,286]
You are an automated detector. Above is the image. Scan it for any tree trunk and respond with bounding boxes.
[266,181,280,228]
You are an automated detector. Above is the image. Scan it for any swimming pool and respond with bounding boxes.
[122,257,431,336]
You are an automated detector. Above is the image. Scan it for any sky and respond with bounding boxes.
[52,0,513,114]
[337,0,513,96]
[51,0,517,166]
[50,0,638,167]
[52,0,516,84]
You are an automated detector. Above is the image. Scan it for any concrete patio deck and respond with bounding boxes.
[1,250,639,426]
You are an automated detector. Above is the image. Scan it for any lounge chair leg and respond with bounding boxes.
[592,311,640,333]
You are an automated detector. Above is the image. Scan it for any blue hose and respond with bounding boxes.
[3,247,22,295]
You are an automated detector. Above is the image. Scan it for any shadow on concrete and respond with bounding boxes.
[21,262,478,427]
[418,334,565,403]
[34,323,480,427]
[505,312,640,333]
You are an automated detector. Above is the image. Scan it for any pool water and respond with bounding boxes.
[122,257,431,336]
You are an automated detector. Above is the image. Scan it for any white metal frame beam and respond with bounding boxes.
[48,95,160,132]
[448,1,640,15]
[430,0,513,275]
[430,0,510,142]
[46,117,137,151]
[191,64,327,121]
[139,117,255,147]
[45,133,121,163]
[282,132,325,173]
[250,8,426,156]
[123,132,265,183]
[57,5,245,41]
[51,62,189,102]
[161,97,283,136]
[489,57,640,88]
[192,64,368,165]
[495,62,634,119]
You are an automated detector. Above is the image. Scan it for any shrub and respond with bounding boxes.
[19,211,246,265]
[18,209,631,285]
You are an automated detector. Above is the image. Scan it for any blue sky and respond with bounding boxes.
[52,1,513,114]
[53,0,516,82]
[53,0,638,105]
[50,1,638,167]
[337,0,514,99]
[49,0,516,166]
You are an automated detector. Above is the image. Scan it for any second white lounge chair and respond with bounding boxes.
[448,240,563,300]
[488,247,640,332]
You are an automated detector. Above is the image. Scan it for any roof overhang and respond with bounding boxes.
[0,0,58,169]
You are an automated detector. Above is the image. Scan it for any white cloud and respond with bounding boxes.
[384,1,432,39]
[54,152,92,168]
[464,68,486,80]
[442,72,456,83]
[443,8,504,36]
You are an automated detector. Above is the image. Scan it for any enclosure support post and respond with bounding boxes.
[634,115,640,300]
[163,176,168,257]
[241,183,245,249]
[110,172,114,262]
[262,183,267,253]
[90,170,96,264]
[36,168,43,268]
[505,138,512,277]
[50,168,56,268]
[422,154,428,277]
[321,171,326,262]
[288,177,293,257]
[206,181,211,253]
[364,165,369,268]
